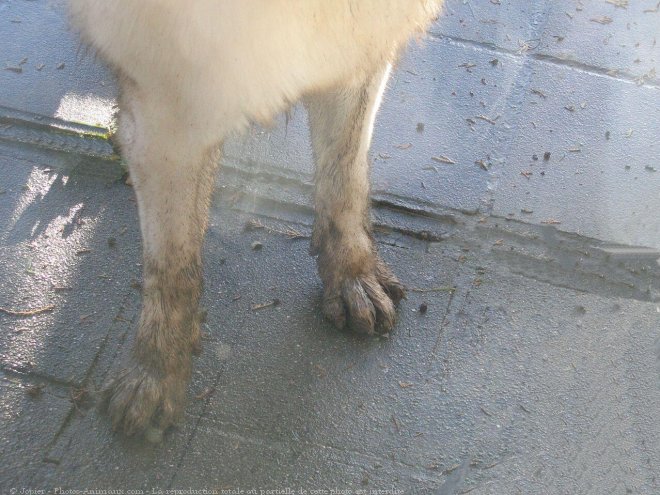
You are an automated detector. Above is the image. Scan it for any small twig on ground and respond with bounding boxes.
[410,287,456,293]
[245,218,308,239]
[432,155,456,165]
[0,305,55,316]
[476,114,499,125]
[391,414,401,434]
[251,298,281,311]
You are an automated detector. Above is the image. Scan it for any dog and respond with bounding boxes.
[69,0,444,437]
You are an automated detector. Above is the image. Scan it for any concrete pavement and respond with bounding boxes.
[1,0,659,494]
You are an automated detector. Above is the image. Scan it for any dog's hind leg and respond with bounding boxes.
[101,80,220,437]
[305,64,405,335]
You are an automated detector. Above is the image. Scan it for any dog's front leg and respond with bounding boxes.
[305,64,405,335]
[101,84,219,436]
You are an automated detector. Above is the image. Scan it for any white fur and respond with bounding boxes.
[69,0,441,138]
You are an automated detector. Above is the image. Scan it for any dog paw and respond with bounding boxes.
[322,259,405,335]
[100,364,188,439]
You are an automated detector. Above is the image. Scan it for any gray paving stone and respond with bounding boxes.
[0,0,116,124]
[487,56,660,248]
[436,0,659,85]
[0,372,72,491]
[0,142,140,384]
[0,1,658,494]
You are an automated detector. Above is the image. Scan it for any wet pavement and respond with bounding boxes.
[1,0,659,494]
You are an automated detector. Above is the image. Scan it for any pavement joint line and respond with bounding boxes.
[224,189,454,250]
[187,417,457,484]
[426,268,473,371]
[221,161,474,227]
[40,288,138,463]
[221,158,469,219]
[133,162,660,301]
[0,106,116,159]
[430,32,660,89]
[168,365,228,490]
[223,184,660,304]
[222,156,313,186]
[0,104,110,136]
[490,248,658,299]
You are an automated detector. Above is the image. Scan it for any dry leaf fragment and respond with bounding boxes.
[476,115,498,125]
[635,68,656,85]
[591,15,613,24]
[605,0,628,8]
[475,159,489,171]
[644,1,660,13]
[251,299,281,310]
[517,39,540,53]
[431,155,456,165]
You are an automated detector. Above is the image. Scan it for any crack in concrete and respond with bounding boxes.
[430,33,660,89]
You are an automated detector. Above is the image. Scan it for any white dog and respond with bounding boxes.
[69,0,443,437]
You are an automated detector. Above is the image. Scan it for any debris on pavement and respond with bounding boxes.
[251,298,281,311]
[0,304,55,316]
